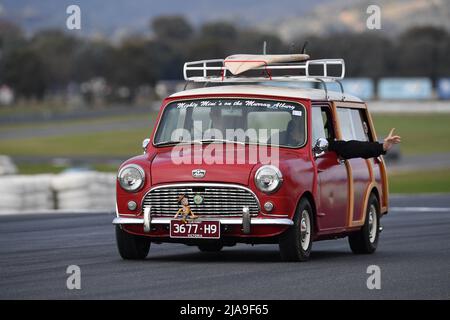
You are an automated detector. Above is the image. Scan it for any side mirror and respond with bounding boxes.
[142,138,150,154]
[313,138,328,158]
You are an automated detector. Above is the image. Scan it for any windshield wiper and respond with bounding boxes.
[155,139,245,147]
[194,139,245,145]
[154,140,203,147]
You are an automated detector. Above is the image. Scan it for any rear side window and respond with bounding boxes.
[337,108,369,142]
[351,109,369,141]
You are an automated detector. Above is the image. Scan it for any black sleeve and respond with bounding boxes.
[327,139,386,160]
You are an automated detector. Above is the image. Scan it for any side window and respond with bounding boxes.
[312,107,334,143]
[337,107,370,141]
[350,109,369,142]
[337,108,353,140]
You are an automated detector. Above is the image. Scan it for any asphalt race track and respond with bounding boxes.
[0,194,449,299]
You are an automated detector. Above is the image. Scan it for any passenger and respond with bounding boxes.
[328,128,401,160]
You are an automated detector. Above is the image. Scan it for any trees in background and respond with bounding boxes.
[0,16,449,102]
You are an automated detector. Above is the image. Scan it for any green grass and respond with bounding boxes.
[389,168,450,194]
[0,128,151,157]
[372,113,450,155]
[16,163,120,174]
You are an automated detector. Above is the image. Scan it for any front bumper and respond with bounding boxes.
[113,216,294,226]
[114,206,293,236]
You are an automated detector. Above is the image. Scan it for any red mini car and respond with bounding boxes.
[113,55,388,261]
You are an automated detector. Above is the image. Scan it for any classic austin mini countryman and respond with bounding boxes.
[113,54,388,261]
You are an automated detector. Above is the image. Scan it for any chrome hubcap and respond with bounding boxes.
[368,204,378,243]
[300,210,311,251]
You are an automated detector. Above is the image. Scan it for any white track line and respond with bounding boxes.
[390,207,450,212]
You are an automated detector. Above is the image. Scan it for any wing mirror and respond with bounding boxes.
[142,138,150,154]
[313,138,328,158]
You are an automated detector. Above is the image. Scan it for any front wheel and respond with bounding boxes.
[115,225,151,260]
[348,193,380,254]
[279,198,314,262]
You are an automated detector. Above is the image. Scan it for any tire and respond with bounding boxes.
[115,225,151,260]
[348,193,380,254]
[198,241,224,252]
[279,198,314,262]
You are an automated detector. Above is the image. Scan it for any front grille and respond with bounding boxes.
[142,184,260,216]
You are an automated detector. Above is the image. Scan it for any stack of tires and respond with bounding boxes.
[0,174,54,213]
[51,171,116,210]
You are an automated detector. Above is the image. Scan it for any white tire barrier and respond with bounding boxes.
[0,174,54,212]
[0,171,116,213]
[51,172,116,210]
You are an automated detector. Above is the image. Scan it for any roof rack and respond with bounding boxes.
[183,58,346,100]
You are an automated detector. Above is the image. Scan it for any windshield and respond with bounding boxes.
[154,98,307,148]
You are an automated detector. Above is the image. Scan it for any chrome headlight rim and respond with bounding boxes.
[117,164,145,192]
[254,165,283,194]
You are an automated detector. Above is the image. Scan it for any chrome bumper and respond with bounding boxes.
[112,217,293,226]
[114,206,293,234]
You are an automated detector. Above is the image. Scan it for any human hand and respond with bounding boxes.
[383,128,401,151]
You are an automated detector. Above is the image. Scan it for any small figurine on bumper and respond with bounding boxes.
[174,194,198,223]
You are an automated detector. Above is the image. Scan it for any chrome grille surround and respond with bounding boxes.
[142,183,260,217]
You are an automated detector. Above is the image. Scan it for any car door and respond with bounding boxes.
[312,104,349,231]
[335,105,373,226]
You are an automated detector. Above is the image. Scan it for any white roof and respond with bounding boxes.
[170,84,363,102]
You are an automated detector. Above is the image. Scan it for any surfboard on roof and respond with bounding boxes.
[224,54,310,75]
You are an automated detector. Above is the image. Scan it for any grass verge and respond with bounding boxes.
[372,113,450,155]
[388,168,450,194]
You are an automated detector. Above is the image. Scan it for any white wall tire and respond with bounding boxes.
[279,198,314,262]
[348,193,380,254]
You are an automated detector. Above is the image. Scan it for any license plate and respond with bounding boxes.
[170,220,220,239]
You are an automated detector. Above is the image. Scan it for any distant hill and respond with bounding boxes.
[266,0,450,40]
[1,0,449,40]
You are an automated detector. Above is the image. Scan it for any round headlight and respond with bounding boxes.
[118,164,145,192]
[254,165,283,193]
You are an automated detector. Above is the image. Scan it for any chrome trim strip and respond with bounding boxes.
[112,217,293,226]
[141,182,261,212]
